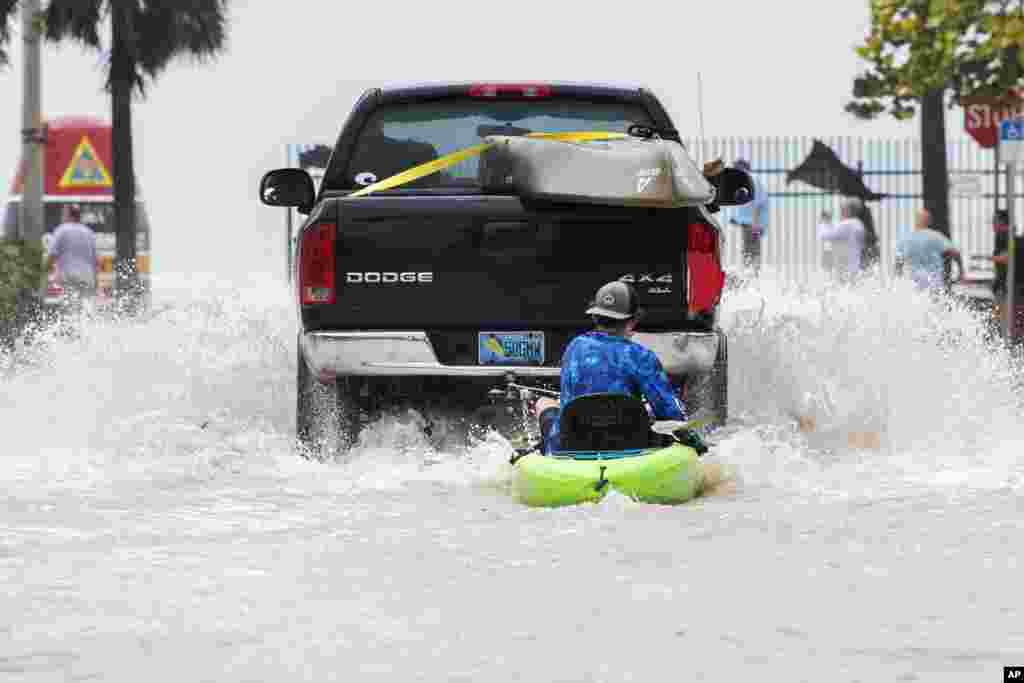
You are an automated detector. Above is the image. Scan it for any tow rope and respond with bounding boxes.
[348,130,630,198]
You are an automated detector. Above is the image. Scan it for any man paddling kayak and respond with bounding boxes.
[536,281,707,455]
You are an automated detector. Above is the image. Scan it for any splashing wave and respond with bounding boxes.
[2,271,1021,503]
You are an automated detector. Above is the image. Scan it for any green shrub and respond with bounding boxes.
[0,239,45,323]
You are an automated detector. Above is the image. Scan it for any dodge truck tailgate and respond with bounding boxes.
[301,195,691,331]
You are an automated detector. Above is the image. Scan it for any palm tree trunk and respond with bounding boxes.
[920,88,951,237]
[111,2,138,306]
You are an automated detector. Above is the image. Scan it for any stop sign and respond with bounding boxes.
[964,91,1024,148]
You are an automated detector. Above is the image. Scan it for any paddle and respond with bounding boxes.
[651,419,711,455]
[650,418,709,436]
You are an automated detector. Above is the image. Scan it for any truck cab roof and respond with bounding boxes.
[366,81,654,103]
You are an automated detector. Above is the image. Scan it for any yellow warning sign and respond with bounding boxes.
[59,136,113,189]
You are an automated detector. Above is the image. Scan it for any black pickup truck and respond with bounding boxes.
[259,82,752,457]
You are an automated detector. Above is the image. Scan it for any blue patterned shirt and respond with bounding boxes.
[544,331,686,453]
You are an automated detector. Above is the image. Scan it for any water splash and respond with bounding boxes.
[719,272,1024,497]
[4,271,1020,683]
[2,271,1021,503]
[0,273,297,491]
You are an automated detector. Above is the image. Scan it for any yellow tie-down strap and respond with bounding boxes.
[348,131,630,198]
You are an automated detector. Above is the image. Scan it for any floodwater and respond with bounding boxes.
[2,271,1023,682]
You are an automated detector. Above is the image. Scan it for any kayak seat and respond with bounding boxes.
[558,394,651,452]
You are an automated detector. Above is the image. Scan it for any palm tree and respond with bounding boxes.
[0,2,20,67]
[41,1,229,305]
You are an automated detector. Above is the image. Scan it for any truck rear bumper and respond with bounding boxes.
[301,330,720,382]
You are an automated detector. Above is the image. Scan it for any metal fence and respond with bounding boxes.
[685,135,1023,282]
[286,138,1022,284]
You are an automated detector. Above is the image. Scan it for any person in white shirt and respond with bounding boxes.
[816,197,866,282]
[46,205,97,311]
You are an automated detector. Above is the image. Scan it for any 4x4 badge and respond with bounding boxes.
[619,273,672,284]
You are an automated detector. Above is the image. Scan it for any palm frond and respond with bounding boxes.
[39,0,229,94]
[0,0,21,67]
[134,0,228,85]
[43,0,104,48]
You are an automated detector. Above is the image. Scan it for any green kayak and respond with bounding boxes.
[512,443,714,508]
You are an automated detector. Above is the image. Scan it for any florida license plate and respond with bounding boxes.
[478,332,545,366]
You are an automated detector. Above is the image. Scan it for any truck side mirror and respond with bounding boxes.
[259,168,316,209]
[712,168,756,207]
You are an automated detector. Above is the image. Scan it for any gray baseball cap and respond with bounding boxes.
[585,281,637,320]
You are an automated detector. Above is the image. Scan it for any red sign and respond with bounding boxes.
[963,92,1024,149]
[10,116,114,196]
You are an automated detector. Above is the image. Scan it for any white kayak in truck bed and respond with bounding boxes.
[478,135,716,208]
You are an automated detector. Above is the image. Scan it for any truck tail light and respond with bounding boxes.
[468,83,552,98]
[300,222,336,305]
[686,221,724,314]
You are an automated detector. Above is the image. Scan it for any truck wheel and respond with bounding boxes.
[686,329,728,428]
[295,344,362,459]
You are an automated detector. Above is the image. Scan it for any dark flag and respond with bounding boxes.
[786,139,886,201]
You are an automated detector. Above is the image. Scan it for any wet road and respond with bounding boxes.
[2,273,1022,682]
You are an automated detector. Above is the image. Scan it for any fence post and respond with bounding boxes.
[995,143,1001,211]
[1008,163,1017,341]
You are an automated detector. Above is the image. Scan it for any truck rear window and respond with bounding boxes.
[344,99,653,190]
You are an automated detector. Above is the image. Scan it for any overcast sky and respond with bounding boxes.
[0,0,968,279]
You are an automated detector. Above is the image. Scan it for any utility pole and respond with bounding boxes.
[19,0,45,246]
